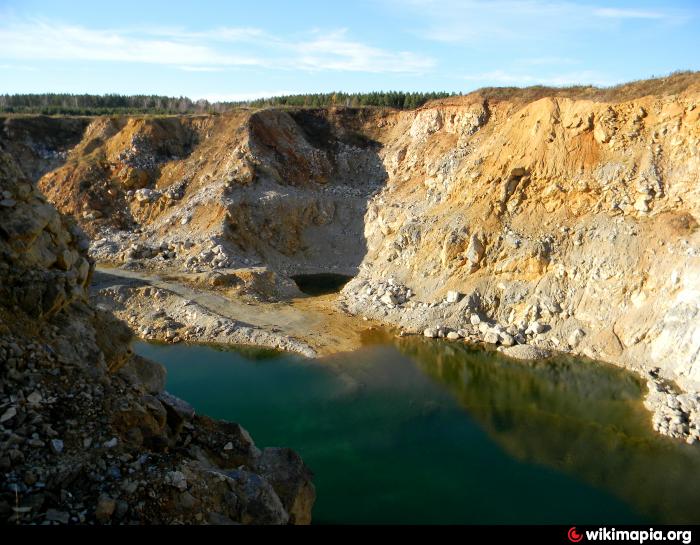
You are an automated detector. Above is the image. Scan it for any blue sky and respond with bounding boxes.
[0,0,698,101]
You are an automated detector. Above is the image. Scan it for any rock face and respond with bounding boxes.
[0,152,92,319]
[2,73,700,445]
[645,374,700,445]
[22,109,387,279]
[340,81,700,400]
[0,116,90,181]
[0,151,315,524]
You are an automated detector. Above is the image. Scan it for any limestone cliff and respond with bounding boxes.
[345,83,700,394]
[25,109,385,277]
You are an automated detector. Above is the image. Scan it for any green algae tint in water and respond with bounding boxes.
[133,338,700,525]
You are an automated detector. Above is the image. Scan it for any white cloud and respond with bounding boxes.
[593,8,668,20]
[0,20,262,66]
[394,0,691,44]
[291,29,434,73]
[0,18,434,75]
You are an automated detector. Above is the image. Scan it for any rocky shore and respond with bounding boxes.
[340,279,700,445]
[92,269,317,357]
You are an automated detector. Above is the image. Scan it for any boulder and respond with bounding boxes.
[134,188,160,203]
[446,291,462,304]
[381,293,398,306]
[217,468,289,525]
[466,234,485,270]
[255,447,316,525]
[502,345,552,360]
[500,333,515,347]
[527,321,546,335]
[165,470,188,491]
[484,331,500,344]
[95,495,116,523]
[594,125,611,144]
[118,355,167,394]
[568,328,585,348]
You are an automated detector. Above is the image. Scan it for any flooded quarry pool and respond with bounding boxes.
[134,336,700,525]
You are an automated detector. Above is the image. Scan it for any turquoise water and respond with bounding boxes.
[134,335,700,525]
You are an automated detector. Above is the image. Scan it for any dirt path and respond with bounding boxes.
[93,265,376,356]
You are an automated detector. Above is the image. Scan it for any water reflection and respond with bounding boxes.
[135,335,700,524]
[392,336,700,523]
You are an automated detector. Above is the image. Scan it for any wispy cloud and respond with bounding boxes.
[0,18,434,74]
[395,0,693,44]
[0,20,262,66]
[291,29,433,73]
[593,8,670,20]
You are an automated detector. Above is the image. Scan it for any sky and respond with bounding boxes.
[0,0,699,101]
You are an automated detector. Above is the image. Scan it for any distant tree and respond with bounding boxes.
[0,91,456,115]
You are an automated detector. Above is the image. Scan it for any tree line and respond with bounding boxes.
[0,94,223,115]
[247,91,456,109]
[0,91,457,115]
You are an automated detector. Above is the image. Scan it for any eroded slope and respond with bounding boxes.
[0,151,315,524]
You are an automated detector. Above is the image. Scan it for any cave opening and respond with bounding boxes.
[291,274,353,296]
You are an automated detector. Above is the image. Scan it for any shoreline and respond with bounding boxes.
[93,263,699,447]
[91,264,384,359]
[340,278,700,446]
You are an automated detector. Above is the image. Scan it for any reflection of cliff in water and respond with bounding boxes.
[394,337,700,524]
